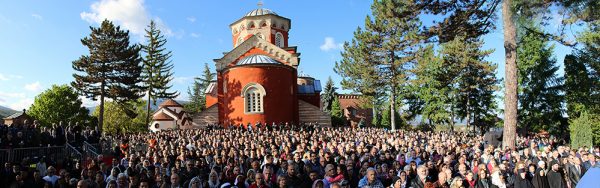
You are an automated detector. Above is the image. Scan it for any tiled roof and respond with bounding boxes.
[3,111,24,119]
[237,54,282,65]
[153,112,174,121]
[158,99,183,108]
[244,8,278,17]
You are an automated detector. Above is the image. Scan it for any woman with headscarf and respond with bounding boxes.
[514,162,533,188]
[207,170,221,188]
[188,177,202,188]
[105,167,120,184]
[532,161,549,188]
[490,170,507,188]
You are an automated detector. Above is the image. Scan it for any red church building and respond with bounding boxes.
[200,7,331,127]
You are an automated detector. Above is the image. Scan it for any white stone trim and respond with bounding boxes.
[241,83,266,114]
[214,35,299,71]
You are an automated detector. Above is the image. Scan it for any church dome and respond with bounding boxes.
[244,8,278,17]
[237,54,282,65]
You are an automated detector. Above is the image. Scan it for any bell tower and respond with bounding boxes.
[229,2,291,48]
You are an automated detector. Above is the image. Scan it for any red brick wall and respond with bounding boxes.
[338,95,372,127]
[219,65,298,127]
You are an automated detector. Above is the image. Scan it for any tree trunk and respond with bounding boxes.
[98,82,105,133]
[390,51,397,131]
[450,103,455,132]
[391,89,396,131]
[466,97,471,130]
[372,100,377,127]
[502,0,518,150]
[146,89,151,128]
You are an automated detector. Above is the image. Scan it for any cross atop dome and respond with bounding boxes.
[257,0,263,8]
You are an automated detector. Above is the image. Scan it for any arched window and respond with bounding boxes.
[275,32,284,47]
[242,83,266,113]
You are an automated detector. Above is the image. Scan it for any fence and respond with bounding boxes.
[83,141,100,161]
[0,149,9,163]
[8,146,67,163]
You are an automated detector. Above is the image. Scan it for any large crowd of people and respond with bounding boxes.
[0,123,598,188]
[0,120,100,148]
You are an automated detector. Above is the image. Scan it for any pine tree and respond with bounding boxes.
[564,55,594,118]
[449,37,497,133]
[321,77,336,112]
[330,96,344,127]
[409,45,451,126]
[335,0,421,131]
[72,19,144,132]
[184,63,214,113]
[517,26,566,135]
[142,20,179,125]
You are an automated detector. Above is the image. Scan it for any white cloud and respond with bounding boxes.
[319,37,343,51]
[187,16,196,23]
[24,82,42,92]
[80,0,173,38]
[79,96,99,107]
[31,14,43,20]
[190,33,200,38]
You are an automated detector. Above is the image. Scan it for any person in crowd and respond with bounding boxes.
[0,122,597,188]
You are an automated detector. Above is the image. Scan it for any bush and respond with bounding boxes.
[569,111,600,148]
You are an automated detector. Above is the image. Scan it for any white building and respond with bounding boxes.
[149,99,193,132]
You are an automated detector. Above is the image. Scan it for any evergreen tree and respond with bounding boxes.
[335,0,421,131]
[321,76,336,112]
[28,85,92,127]
[517,26,566,135]
[450,37,498,133]
[72,19,144,132]
[564,55,594,118]
[409,45,451,126]
[184,63,214,113]
[330,96,345,127]
[141,20,179,125]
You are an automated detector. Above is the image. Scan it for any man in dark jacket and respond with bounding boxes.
[409,165,429,188]
[567,157,584,187]
[547,161,565,188]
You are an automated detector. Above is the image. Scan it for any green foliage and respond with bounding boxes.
[448,37,498,131]
[330,97,345,126]
[141,20,178,124]
[321,77,336,112]
[93,100,147,134]
[569,111,600,148]
[335,0,421,130]
[381,102,402,129]
[28,85,93,127]
[71,19,144,131]
[408,36,497,130]
[184,63,215,114]
[564,55,594,118]
[517,25,566,135]
[408,45,451,125]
